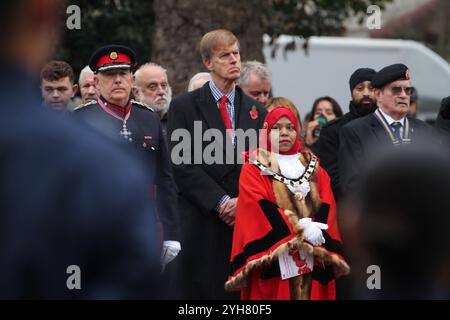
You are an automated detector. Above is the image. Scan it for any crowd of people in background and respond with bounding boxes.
[2,0,450,300]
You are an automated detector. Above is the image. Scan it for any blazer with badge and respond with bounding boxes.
[74,98,180,241]
[167,82,267,299]
[338,111,432,195]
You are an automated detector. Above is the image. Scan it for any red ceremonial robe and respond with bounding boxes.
[225,152,349,300]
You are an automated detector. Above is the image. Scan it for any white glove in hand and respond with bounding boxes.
[298,218,328,246]
[160,240,181,272]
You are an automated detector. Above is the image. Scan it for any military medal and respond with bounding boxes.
[120,120,133,142]
[97,98,133,142]
[373,109,411,146]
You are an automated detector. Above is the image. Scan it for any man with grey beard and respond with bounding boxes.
[133,63,172,138]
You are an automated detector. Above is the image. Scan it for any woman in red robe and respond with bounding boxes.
[225,107,350,300]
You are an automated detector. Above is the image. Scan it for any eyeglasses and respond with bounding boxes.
[387,86,412,96]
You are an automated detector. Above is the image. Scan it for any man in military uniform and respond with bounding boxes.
[74,45,181,275]
[1,2,161,298]
[339,63,432,195]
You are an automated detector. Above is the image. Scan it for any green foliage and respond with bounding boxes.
[56,0,153,76]
[263,0,393,40]
[55,0,393,75]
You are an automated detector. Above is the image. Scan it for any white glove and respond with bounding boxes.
[160,240,181,272]
[298,218,328,246]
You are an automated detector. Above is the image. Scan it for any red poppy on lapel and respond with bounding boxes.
[249,105,258,120]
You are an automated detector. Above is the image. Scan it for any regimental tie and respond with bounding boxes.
[97,98,133,142]
[373,109,411,146]
[391,122,402,143]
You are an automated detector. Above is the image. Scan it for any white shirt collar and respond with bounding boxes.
[378,107,405,126]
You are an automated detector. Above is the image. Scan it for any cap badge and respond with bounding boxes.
[405,69,410,80]
[110,52,118,60]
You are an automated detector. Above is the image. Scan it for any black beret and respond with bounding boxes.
[372,63,410,89]
[89,44,137,73]
[349,68,376,92]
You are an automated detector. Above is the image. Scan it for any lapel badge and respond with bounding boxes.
[249,105,259,120]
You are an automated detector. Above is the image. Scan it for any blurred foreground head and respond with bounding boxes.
[0,0,61,73]
[342,144,450,299]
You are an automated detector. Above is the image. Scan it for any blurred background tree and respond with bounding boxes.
[57,0,154,77]
[58,0,392,94]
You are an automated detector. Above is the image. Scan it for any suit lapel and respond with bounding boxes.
[196,84,226,133]
[408,117,416,140]
[235,88,254,131]
[369,113,392,144]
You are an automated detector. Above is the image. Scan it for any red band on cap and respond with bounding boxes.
[96,53,131,69]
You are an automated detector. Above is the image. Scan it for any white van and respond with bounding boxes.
[262,35,450,122]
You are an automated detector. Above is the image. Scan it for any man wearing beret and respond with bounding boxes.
[339,63,432,195]
[74,45,181,276]
[318,67,377,202]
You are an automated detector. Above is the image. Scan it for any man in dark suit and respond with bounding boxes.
[318,68,376,202]
[167,29,267,299]
[339,64,432,195]
[0,0,161,299]
[74,45,181,275]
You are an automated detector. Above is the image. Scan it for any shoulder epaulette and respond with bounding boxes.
[131,99,154,112]
[73,99,97,111]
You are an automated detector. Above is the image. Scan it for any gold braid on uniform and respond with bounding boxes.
[131,99,154,112]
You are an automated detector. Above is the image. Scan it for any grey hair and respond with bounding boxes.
[134,62,168,88]
[78,66,94,86]
[237,60,271,88]
[187,72,211,92]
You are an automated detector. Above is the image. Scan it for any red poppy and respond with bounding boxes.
[249,106,258,120]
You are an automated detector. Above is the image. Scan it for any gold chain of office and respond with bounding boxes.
[250,155,318,188]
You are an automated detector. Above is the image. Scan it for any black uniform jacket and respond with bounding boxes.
[74,97,180,241]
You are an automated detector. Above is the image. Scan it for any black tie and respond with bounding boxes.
[391,121,402,142]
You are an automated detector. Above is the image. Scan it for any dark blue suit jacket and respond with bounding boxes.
[0,65,161,299]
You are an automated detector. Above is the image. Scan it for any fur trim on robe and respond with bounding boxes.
[225,149,350,300]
